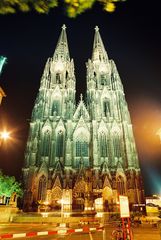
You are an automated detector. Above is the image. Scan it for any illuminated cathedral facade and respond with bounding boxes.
[23,25,144,211]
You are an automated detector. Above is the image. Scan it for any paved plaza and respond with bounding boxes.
[0,222,160,240]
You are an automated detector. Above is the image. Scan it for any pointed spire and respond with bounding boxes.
[80,93,83,101]
[53,24,70,62]
[0,56,6,75]
[92,26,108,63]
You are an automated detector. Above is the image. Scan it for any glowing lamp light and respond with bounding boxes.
[96,212,103,218]
[95,197,103,211]
[41,212,48,218]
[55,60,64,72]
[44,201,49,205]
[0,131,10,140]
[95,197,103,205]
[64,212,70,218]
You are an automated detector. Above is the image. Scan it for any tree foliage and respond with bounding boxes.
[0,170,23,198]
[0,0,125,17]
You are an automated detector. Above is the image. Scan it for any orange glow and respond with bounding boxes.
[0,130,10,140]
[130,97,161,162]
[0,116,23,148]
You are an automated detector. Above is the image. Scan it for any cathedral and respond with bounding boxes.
[23,25,144,212]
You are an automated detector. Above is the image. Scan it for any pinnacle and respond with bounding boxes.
[80,93,83,101]
[62,24,66,30]
[95,26,99,32]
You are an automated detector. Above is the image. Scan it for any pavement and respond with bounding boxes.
[0,222,160,240]
[132,225,160,240]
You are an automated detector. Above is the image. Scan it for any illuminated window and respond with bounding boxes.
[52,99,60,116]
[56,130,64,157]
[76,141,88,157]
[42,130,50,156]
[103,99,110,117]
[117,176,125,195]
[66,71,68,79]
[74,128,89,167]
[113,133,122,157]
[99,132,107,157]
[100,74,106,86]
[56,73,61,84]
[76,141,81,157]
[38,175,47,201]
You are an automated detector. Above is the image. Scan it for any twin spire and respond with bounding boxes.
[92,26,109,63]
[53,24,70,62]
[53,25,109,63]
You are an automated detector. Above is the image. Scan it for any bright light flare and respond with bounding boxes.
[131,97,161,161]
[0,130,10,140]
[156,129,161,142]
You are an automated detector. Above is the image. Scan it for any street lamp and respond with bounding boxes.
[0,130,10,146]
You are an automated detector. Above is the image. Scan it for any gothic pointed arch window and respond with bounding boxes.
[56,73,61,84]
[117,175,126,195]
[76,140,88,157]
[66,71,68,79]
[103,98,110,117]
[99,131,107,157]
[42,129,50,156]
[56,130,64,158]
[113,131,122,158]
[74,128,89,167]
[52,97,61,116]
[38,175,47,201]
[100,74,106,86]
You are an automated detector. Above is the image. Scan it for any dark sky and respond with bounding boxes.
[0,1,161,196]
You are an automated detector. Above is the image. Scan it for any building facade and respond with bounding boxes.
[23,26,144,211]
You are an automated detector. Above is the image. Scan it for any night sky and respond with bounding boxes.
[0,1,161,196]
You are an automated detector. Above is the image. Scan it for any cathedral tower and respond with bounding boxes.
[23,26,144,211]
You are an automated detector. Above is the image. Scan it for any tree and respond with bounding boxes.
[0,0,126,17]
[0,170,23,205]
